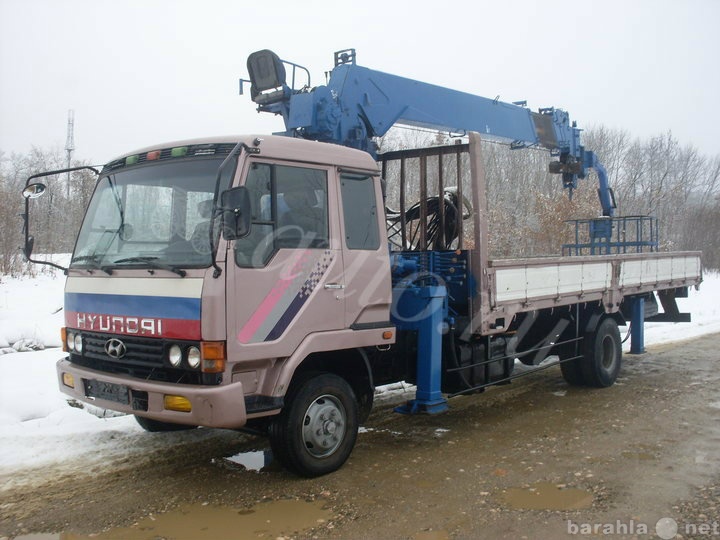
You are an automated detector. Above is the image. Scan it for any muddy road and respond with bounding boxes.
[2,333,719,540]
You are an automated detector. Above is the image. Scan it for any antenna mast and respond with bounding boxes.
[65,109,75,197]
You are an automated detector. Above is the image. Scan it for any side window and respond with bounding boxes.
[234,163,329,268]
[340,173,380,250]
[276,165,328,249]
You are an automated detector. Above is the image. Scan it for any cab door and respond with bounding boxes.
[226,160,345,363]
[336,171,392,329]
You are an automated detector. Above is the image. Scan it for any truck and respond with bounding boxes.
[21,49,702,477]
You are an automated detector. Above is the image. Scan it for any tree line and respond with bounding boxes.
[1,126,718,277]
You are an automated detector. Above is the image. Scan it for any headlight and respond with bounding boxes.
[67,332,76,351]
[74,334,83,353]
[168,345,182,367]
[187,346,201,369]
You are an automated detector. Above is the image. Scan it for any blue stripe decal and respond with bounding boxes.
[264,293,309,342]
[65,292,201,320]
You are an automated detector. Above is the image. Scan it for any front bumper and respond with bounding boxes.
[57,358,247,429]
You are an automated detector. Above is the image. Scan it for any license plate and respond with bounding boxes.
[84,379,130,405]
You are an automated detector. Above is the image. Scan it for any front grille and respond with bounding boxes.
[69,331,206,385]
[84,332,164,364]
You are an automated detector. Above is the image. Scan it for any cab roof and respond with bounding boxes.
[105,135,379,174]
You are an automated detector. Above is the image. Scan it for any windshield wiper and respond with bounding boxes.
[113,256,186,277]
[70,254,113,275]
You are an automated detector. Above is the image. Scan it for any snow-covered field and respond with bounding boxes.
[1,269,719,483]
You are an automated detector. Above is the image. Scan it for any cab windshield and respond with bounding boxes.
[70,157,234,272]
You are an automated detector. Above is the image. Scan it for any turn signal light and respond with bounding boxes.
[61,328,68,352]
[201,341,226,373]
[201,341,226,360]
[202,358,226,374]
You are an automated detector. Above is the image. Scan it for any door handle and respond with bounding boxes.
[324,283,345,290]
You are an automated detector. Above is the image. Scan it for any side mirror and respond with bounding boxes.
[22,183,47,199]
[220,186,252,240]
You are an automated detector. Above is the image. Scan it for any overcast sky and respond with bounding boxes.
[1,0,718,165]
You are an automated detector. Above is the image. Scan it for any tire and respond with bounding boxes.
[268,372,359,477]
[581,317,622,388]
[134,415,197,432]
[560,357,586,386]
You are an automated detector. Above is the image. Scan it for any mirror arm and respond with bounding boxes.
[21,165,100,273]
[24,165,101,187]
[24,255,69,274]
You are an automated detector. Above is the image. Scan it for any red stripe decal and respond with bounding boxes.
[65,311,201,340]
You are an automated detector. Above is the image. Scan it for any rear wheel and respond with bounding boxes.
[269,372,359,477]
[581,317,622,388]
[560,357,586,386]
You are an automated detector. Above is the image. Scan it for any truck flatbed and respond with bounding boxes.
[487,251,701,328]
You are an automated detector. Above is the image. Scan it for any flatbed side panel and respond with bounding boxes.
[483,252,701,333]
[619,254,701,288]
[495,261,613,303]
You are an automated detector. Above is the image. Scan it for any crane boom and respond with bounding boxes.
[242,49,615,216]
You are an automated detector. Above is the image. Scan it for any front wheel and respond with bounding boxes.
[581,317,622,388]
[269,373,359,477]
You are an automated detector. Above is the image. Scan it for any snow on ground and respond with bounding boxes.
[0,272,64,352]
[1,268,719,483]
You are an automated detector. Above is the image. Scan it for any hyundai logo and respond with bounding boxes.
[104,338,127,359]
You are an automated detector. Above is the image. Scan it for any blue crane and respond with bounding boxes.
[241,48,615,217]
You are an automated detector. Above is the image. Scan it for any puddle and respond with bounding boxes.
[13,499,332,540]
[501,482,593,510]
[223,449,275,472]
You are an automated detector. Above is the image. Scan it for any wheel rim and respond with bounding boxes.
[301,394,346,458]
[601,335,616,370]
